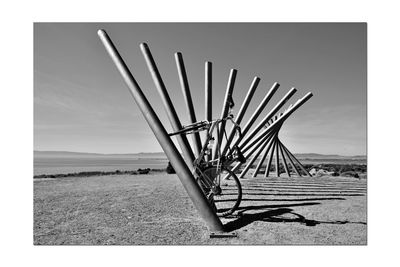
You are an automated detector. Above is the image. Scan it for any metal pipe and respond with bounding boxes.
[205,62,212,121]
[213,69,237,159]
[204,61,212,161]
[241,121,282,154]
[228,82,280,152]
[277,140,291,177]
[227,128,275,177]
[252,134,276,177]
[240,92,313,154]
[221,77,260,156]
[275,138,280,177]
[239,131,275,178]
[281,142,312,177]
[238,88,296,149]
[175,52,202,157]
[97,30,224,232]
[264,137,277,177]
[280,141,301,177]
[140,43,195,169]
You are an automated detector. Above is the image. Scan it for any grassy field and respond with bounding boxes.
[34,173,366,245]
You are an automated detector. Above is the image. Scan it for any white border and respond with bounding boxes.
[1,0,399,266]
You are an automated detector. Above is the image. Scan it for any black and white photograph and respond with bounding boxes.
[34,22,367,245]
[4,0,400,266]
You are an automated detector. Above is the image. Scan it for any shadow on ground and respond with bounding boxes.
[224,208,367,232]
[221,177,367,232]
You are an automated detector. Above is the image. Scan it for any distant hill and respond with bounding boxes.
[34,151,167,159]
[293,153,366,160]
[35,150,365,160]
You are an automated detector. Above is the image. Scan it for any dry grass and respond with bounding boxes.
[34,173,366,245]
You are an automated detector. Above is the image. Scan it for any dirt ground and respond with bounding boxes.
[34,173,366,245]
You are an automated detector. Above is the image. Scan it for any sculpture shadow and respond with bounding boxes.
[224,207,367,232]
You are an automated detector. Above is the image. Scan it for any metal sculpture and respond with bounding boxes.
[97,29,312,232]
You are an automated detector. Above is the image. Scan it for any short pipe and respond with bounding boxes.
[280,142,301,177]
[275,138,280,177]
[239,132,275,178]
[281,143,312,177]
[253,136,275,177]
[277,140,291,177]
[264,137,278,177]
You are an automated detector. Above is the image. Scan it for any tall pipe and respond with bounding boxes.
[277,140,291,177]
[213,69,237,159]
[228,82,280,152]
[175,52,202,157]
[238,88,297,149]
[204,61,212,161]
[140,43,195,169]
[221,77,260,156]
[97,30,224,231]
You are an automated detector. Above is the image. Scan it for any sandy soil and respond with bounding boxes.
[34,173,366,245]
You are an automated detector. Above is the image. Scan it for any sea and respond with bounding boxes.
[34,156,169,175]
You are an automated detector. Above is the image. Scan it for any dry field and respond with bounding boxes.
[34,173,366,245]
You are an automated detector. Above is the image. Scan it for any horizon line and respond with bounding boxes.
[34,150,366,157]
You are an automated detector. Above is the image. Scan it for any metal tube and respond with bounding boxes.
[204,61,212,161]
[221,77,260,156]
[277,140,291,177]
[275,138,280,177]
[140,43,195,168]
[253,134,276,177]
[98,30,224,232]
[281,142,312,177]
[264,138,277,177]
[280,141,301,177]
[175,52,202,157]
[213,69,237,159]
[241,121,282,154]
[239,131,275,178]
[228,82,280,152]
[240,92,313,153]
[238,88,296,149]
[205,62,212,121]
[226,128,275,178]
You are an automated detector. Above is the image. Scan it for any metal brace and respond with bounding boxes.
[209,232,238,238]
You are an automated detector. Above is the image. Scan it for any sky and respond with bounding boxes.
[34,23,366,156]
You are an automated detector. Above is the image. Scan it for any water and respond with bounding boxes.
[34,156,169,175]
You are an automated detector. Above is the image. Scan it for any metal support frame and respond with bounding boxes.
[98,28,313,231]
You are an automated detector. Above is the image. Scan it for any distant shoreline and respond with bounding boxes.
[34,168,165,179]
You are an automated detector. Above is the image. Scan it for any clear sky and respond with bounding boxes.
[34,23,366,156]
